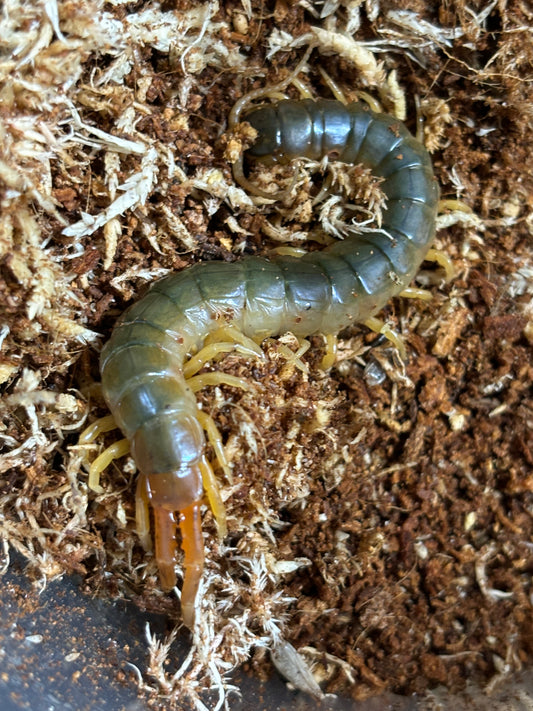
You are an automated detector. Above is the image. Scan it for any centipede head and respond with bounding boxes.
[140,467,205,627]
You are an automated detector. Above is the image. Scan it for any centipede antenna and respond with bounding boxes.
[228,44,315,128]
[231,153,282,200]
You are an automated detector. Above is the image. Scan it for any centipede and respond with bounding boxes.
[80,67,442,628]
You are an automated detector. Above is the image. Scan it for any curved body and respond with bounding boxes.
[100,99,439,624]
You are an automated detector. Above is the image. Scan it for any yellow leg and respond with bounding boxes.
[438,199,473,213]
[399,286,434,301]
[202,324,264,358]
[79,414,122,491]
[78,413,117,445]
[265,337,310,379]
[184,324,266,486]
[293,338,311,362]
[364,316,406,360]
[414,95,424,143]
[88,438,130,493]
[284,338,311,376]
[183,327,263,378]
[196,410,233,483]
[199,454,227,539]
[269,246,308,258]
[425,248,455,282]
[356,90,383,113]
[291,75,314,100]
[135,474,153,552]
[184,342,242,378]
[317,65,347,104]
[320,333,338,370]
[187,371,252,393]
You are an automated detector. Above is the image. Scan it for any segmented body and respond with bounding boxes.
[100,98,439,625]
